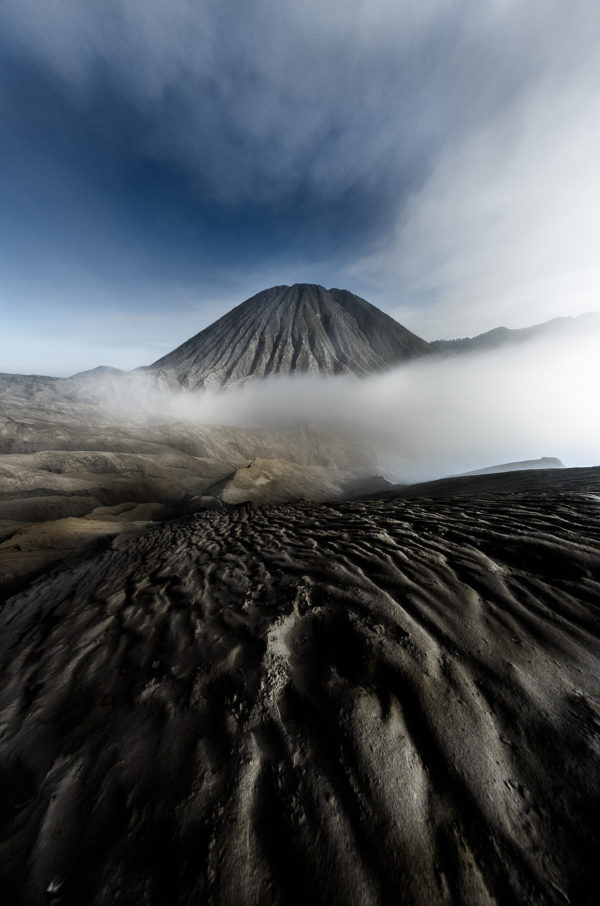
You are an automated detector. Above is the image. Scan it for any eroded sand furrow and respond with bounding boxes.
[0,493,599,905]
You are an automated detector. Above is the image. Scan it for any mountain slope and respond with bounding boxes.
[147,284,433,389]
[432,311,600,354]
[460,456,564,476]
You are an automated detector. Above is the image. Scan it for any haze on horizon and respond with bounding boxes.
[2,1,600,375]
[65,322,600,482]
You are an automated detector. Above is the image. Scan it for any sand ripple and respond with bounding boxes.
[1,492,599,905]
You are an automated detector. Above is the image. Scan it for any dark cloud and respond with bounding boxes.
[1,1,599,372]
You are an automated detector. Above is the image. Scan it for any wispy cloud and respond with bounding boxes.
[4,0,566,208]
[1,1,599,370]
[351,4,600,336]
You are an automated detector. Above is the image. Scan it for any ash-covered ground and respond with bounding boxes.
[1,471,599,906]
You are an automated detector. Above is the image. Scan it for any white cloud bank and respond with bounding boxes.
[90,326,600,483]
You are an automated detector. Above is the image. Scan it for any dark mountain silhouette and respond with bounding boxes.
[147,283,433,389]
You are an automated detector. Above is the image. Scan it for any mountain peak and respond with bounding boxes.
[148,284,432,389]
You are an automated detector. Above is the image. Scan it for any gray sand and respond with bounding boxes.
[1,478,599,905]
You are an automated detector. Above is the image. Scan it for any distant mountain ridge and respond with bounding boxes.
[431,312,600,354]
[460,456,565,476]
[3,288,597,389]
[146,284,433,390]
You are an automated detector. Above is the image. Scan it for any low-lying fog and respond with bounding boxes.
[78,329,600,483]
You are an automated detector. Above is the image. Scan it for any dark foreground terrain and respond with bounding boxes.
[1,472,600,905]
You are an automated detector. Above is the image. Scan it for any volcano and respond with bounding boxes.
[147,283,433,389]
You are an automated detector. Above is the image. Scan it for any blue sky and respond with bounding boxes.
[1,1,599,375]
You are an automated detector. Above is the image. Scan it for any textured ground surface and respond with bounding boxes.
[0,376,377,595]
[1,478,599,906]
